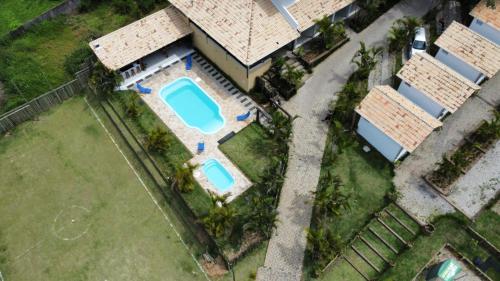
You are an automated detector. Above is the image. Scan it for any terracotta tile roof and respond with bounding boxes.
[397,53,481,113]
[470,0,500,30]
[355,86,442,152]
[89,6,191,70]
[170,0,300,65]
[287,0,355,31]
[434,21,500,78]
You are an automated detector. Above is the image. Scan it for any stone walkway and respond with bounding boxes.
[256,1,435,280]
[395,73,500,223]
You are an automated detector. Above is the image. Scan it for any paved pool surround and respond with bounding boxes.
[140,60,252,201]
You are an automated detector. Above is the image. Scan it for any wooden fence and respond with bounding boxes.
[0,67,90,134]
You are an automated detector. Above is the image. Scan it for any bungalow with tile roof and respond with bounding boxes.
[89,0,357,91]
[396,53,480,119]
[469,0,500,45]
[355,86,442,162]
[434,21,500,84]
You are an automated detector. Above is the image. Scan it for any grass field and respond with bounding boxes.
[0,0,62,36]
[0,97,207,281]
[0,2,132,112]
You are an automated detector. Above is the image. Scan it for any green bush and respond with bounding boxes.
[63,46,93,75]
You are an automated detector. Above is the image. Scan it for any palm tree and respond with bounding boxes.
[312,172,350,223]
[281,63,304,90]
[125,93,141,118]
[243,192,278,238]
[333,81,367,124]
[314,16,346,49]
[90,61,122,98]
[306,226,342,275]
[476,110,500,143]
[203,191,236,238]
[352,41,383,79]
[144,126,170,153]
[268,111,295,144]
[388,17,423,52]
[172,162,199,193]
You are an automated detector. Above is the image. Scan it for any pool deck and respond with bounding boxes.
[140,60,253,201]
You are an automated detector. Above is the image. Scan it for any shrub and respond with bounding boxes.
[144,126,170,153]
[64,46,93,75]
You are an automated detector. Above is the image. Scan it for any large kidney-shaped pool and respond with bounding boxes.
[160,77,225,134]
[202,159,235,193]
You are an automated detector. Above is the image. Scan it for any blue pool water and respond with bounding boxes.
[160,77,225,134]
[202,159,235,192]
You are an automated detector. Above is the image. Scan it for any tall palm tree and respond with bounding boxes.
[172,162,199,193]
[388,16,423,52]
[90,61,122,98]
[243,191,278,238]
[203,191,236,238]
[306,226,342,274]
[352,41,383,79]
[312,171,351,223]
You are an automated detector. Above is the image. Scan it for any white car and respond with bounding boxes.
[409,27,427,58]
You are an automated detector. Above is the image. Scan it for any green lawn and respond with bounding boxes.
[0,2,132,112]
[0,97,206,281]
[322,136,394,243]
[219,123,276,182]
[0,0,62,36]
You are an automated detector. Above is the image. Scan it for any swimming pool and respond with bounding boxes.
[160,77,225,134]
[202,159,235,193]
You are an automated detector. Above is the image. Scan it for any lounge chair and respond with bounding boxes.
[136,83,152,94]
[186,54,192,70]
[236,111,251,121]
[197,142,205,154]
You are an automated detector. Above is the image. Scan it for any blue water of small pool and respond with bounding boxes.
[202,159,235,192]
[160,77,225,134]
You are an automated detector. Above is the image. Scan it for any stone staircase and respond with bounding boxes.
[191,53,265,119]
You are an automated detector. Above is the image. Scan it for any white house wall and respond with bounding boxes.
[435,48,484,84]
[397,81,446,118]
[357,117,405,162]
[469,18,500,45]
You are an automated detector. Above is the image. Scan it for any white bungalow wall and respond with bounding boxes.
[357,117,407,162]
[397,81,447,119]
[435,48,486,84]
[469,18,500,45]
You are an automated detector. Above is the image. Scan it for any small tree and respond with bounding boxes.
[388,17,423,52]
[243,191,278,238]
[281,63,304,90]
[314,16,346,49]
[476,110,500,143]
[352,41,383,79]
[306,226,342,276]
[125,93,141,118]
[144,126,170,153]
[172,162,199,193]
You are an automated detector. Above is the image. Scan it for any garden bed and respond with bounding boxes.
[426,117,500,194]
[298,36,349,68]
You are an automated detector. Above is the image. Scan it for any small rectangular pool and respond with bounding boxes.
[202,159,235,193]
[160,77,225,134]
